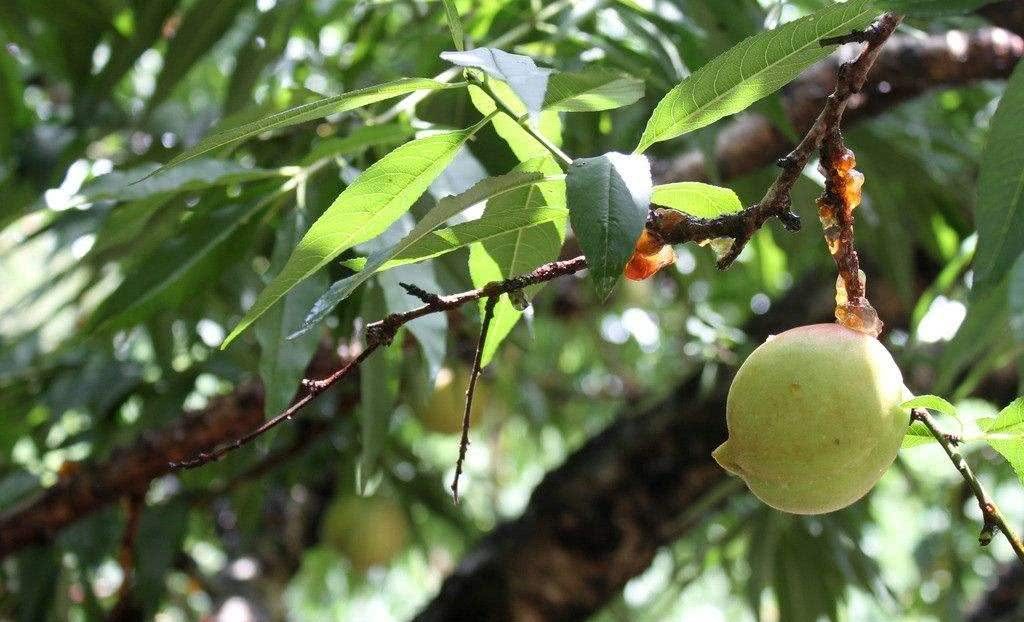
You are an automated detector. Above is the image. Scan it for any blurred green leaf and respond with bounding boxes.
[357,282,394,495]
[224,0,302,114]
[15,545,58,622]
[635,0,875,153]
[256,208,328,418]
[973,62,1024,292]
[147,0,249,111]
[871,0,999,16]
[567,152,651,299]
[135,500,189,616]
[441,0,465,51]
[155,78,455,176]
[87,201,263,333]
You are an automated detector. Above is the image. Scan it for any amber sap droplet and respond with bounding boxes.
[625,230,677,281]
[843,169,864,210]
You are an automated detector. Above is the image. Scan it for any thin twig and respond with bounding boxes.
[650,13,902,269]
[452,296,498,502]
[911,408,1024,564]
[171,257,588,469]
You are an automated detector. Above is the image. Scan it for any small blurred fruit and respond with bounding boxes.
[321,496,408,572]
[415,367,488,435]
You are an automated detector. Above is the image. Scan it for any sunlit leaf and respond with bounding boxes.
[651,182,743,217]
[543,69,645,112]
[469,158,566,366]
[223,124,483,347]
[441,0,465,51]
[981,398,1024,483]
[635,0,876,153]
[294,169,548,335]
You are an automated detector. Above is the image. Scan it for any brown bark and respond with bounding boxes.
[967,563,1024,622]
[0,387,264,558]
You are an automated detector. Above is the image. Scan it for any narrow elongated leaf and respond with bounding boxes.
[294,169,548,335]
[147,0,248,112]
[135,500,190,617]
[256,209,328,418]
[972,62,1024,291]
[441,0,465,51]
[300,122,415,166]
[64,160,282,208]
[982,398,1024,483]
[468,84,560,162]
[356,282,394,496]
[225,0,302,113]
[1010,251,1024,341]
[87,202,262,333]
[634,0,876,153]
[567,153,652,299]
[442,48,551,114]
[651,182,743,217]
[342,204,568,272]
[224,126,481,347]
[470,158,567,365]
[871,0,998,16]
[154,78,452,176]
[543,69,645,112]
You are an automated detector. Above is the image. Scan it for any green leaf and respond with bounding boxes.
[15,545,58,622]
[300,122,415,166]
[342,204,568,272]
[223,125,480,347]
[442,48,552,114]
[135,500,190,616]
[147,0,248,112]
[154,78,453,176]
[634,0,877,153]
[651,182,743,217]
[567,152,652,300]
[469,158,567,366]
[982,397,1024,482]
[293,168,550,335]
[468,84,561,163]
[224,0,302,114]
[441,0,465,51]
[543,69,645,112]
[871,0,999,16]
[256,209,329,418]
[972,62,1024,291]
[87,202,262,333]
[1011,251,1024,341]
[61,160,283,209]
[899,395,957,417]
[356,282,394,496]
[902,422,935,448]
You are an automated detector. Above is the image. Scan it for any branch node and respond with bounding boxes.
[399,282,444,305]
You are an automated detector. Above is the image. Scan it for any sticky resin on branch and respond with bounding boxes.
[817,145,882,337]
[625,229,677,280]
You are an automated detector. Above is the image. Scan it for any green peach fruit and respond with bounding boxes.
[713,323,910,515]
[321,495,408,572]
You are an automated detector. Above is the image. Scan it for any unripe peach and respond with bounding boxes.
[713,324,910,514]
[415,367,488,435]
[321,496,408,572]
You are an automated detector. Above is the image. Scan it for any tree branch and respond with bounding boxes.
[0,20,1020,562]
[910,408,1024,563]
[651,13,901,269]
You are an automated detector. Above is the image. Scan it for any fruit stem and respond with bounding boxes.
[911,408,1024,564]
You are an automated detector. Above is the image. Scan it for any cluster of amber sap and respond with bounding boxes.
[624,229,677,281]
[817,148,882,337]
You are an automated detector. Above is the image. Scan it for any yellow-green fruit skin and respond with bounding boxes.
[416,367,487,435]
[321,496,408,572]
[713,324,910,515]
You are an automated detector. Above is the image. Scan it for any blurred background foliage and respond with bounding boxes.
[0,0,1022,620]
